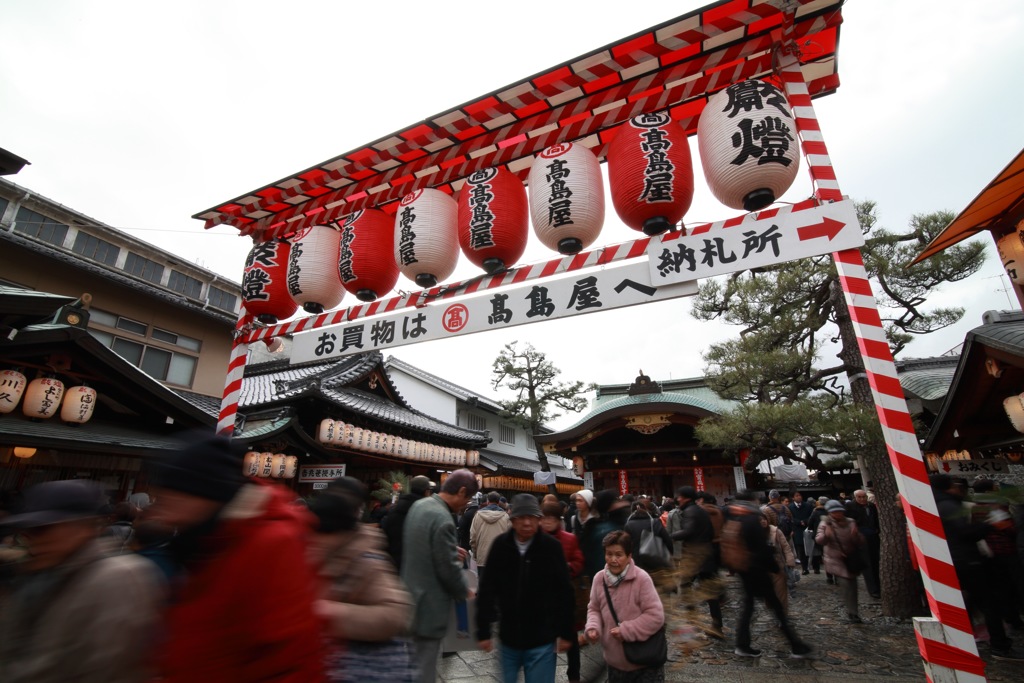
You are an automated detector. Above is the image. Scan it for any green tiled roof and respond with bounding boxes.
[565,390,733,432]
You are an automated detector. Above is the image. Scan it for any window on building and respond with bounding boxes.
[72,232,120,266]
[466,413,487,432]
[88,310,200,388]
[13,206,69,247]
[168,270,203,299]
[207,286,237,312]
[123,252,164,284]
[499,423,516,445]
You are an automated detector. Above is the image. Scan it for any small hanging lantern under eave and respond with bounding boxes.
[284,456,298,479]
[339,209,400,302]
[271,454,287,479]
[457,167,529,273]
[698,79,800,211]
[243,451,261,477]
[528,142,605,254]
[607,111,695,236]
[318,418,336,444]
[60,385,97,424]
[242,240,299,324]
[997,228,1024,283]
[1004,393,1024,433]
[394,188,460,288]
[259,452,275,478]
[286,224,346,314]
[0,369,27,414]
[13,446,36,459]
[22,377,64,419]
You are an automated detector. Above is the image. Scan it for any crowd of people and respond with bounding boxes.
[1,433,1023,683]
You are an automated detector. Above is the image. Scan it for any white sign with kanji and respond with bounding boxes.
[648,198,865,286]
[291,260,697,364]
[938,459,1009,476]
[299,464,347,482]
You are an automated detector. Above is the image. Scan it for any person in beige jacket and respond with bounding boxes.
[470,491,511,581]
[0,480,163,683]
[307,476,414,682]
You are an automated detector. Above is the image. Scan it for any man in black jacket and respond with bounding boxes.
[381,475,434,570]
[729,491,812,659]
[476,494,575,682]
[844,489,881,598]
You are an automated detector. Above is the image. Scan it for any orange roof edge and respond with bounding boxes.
[911,147,1024,265]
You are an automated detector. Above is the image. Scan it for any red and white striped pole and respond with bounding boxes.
[216,307,254,437]
[777,5,985,681]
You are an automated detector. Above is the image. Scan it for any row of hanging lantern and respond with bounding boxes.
[241,79,800,323]
[317,418,480,467]
[0,370,97,424]
[243,451,299,479]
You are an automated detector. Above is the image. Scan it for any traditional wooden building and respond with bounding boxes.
[535,372,739,501]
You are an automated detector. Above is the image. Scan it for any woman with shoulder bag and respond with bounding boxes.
[585,530,666,683]
[815,499,865,624]
[307,477,415,682]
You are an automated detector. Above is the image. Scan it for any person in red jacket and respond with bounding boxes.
[541,501,585,683]
[144,432,326,683]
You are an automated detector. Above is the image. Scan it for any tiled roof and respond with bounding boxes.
[0,414,188,454]
[969,311,1024,354]
[480,451,580,481]
[240,352,488,445]
[895,357,958,402]
[566,391,729,432]
[385,356,503,412]
[173,389,222,417]
[0,229,236,325]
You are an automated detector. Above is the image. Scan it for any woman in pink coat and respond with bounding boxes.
[585,530,665,682]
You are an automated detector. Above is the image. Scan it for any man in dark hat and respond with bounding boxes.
[0,479,163,682]
[144,432,326,682]
[476,493,575,682]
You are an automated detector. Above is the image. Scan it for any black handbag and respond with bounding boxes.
[601,578,668,667]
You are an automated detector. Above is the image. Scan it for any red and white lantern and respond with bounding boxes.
[287,224,345,314]
[997,228,1024,283]
[0,369,27,414]
[242,240,298,324]
[394,188,460,288]
[528,142,605,254]
[457,167,529,273]
[60,385,97,424]
[698,79,800,211]
[607,111,695,235]
[338,209,400,302]
[22,377,64,419]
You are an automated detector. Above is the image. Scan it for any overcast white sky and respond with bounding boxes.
[2,1,1020,428]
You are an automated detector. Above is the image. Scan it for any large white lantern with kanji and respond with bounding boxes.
[698,79,800,211]
[60,385,97,424]
[286,224,345,314]
[394,188,460,288]
[528,142,605,254]
[0,369,27,414]
[22,377,64,419]
[997,228,1024,283]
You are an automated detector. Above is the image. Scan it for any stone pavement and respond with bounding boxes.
[438,568,1023,682]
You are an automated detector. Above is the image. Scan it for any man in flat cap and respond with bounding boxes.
[0,479,163,683]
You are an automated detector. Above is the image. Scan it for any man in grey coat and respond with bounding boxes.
[401,469,480,683]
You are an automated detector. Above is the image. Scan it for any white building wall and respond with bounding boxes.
[388,367,459,424]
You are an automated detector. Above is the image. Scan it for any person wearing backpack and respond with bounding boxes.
[764,490,794,540]
[726,491,812,659]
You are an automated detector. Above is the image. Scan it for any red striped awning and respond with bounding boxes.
[195,0,844,243]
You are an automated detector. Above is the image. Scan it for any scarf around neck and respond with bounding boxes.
[605,562,630,587]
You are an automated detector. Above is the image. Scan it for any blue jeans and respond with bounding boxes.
[500,642,556,683]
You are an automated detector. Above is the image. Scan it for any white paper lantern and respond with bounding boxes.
[0,369,27,414]
[353,427,365,451]
[394,188,460,288]
[318,418,336,444]
[698,79,800,211]
[22,377,64,419]
[243,451,261,477]
[271,454,287,479]
[528,141,605,254]
[395,437,406,457]
[259,452,275,478]
[284,456,298,479]
[1004,394,1024,433]
[287,224,346,314]
[60,385,97,424]
[997,230,1024,283]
